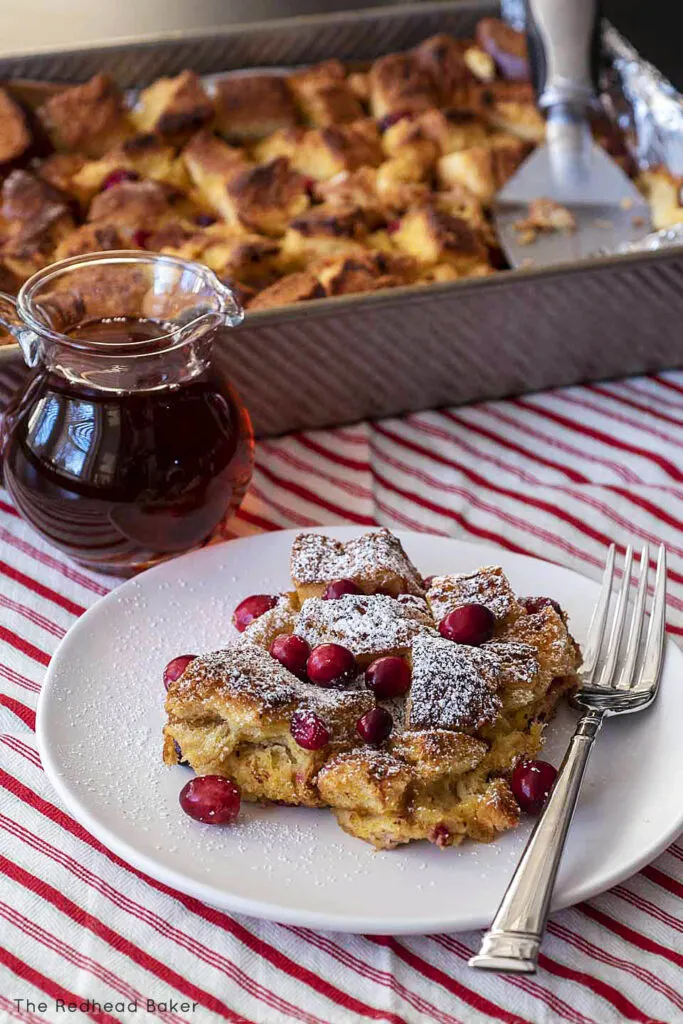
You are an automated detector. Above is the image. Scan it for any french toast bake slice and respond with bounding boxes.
[163,529,582,850]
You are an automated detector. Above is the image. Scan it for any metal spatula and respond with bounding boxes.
[494,0,651,269]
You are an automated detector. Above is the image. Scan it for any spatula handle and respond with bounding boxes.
[525,0,601,111]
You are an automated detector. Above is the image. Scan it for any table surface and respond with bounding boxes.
[0,361,681,1024]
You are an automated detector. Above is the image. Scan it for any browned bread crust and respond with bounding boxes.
[37,74,132,157]
[248,270,325,311]
[0,87,31,164]
[215,74,299,141]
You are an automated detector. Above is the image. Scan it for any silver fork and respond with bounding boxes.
[469,542,667,974]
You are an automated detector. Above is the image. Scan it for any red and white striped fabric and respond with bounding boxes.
[1,370,682,1024]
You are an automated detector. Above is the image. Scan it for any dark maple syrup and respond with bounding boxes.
[2,316,254,571]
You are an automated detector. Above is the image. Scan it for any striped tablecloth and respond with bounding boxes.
[1,367,682,1024]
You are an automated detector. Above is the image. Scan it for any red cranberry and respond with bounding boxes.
[132,229,151,249]
[290,709,331,750]
[365,656,411,699]
[270,633,310,679]
[233,594,278,632]
[511,760,557,815]
[378,109,411,133]
[163,654,196,689]
[179,775,241,824]
[439,604,495,646]
[102,168,139,190]
[357,706,393,744]
[431,824,451,847]
[522,596,563,616]
[194,212,217,227]
[306,643,356,687]
[322,578,361,600]
[387,218,401,235]
[423,575,436,589]
[302,175,316,197]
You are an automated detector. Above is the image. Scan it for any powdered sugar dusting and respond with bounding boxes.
[408,634,503,732]
[291,530,424,594]
[427,567,522,622]
[483,641,540,689]
[174,642,372,724]
[295,594,434,657]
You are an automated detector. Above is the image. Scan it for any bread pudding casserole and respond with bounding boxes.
[163,529,581,849]
[0,15,659,319]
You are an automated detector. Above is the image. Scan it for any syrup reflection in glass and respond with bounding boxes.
[0,253,253,573]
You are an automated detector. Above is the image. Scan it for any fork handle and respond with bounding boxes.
[469,709,605,974]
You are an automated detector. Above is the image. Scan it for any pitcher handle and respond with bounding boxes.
[0,292,41,367]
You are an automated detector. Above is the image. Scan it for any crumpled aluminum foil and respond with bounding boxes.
[501,0,683,254]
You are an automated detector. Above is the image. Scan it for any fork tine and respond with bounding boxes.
[637,544,667,693]
[596,545,633,688]
[616,544,649,689]
[581,544,615,683]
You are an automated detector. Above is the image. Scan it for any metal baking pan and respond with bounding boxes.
[1,0,683,436]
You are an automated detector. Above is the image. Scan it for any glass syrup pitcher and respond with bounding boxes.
[0,251,254,574]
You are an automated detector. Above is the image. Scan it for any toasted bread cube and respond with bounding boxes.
[393,205,489,272]
[291,528,424,599]
[381,117,440,170]
[36,153,86,198]
[393,730,488,781]
[348,71,370,104]
[437,136,528,203]
[427,566,524,626]
[37,74,132,158]
[87,179,173,227]
[53,222,129,260]
[182,130,250,216]
[252,126,305,165]
[214,74,299,141]
[480,81,545,142]
[408,633,503,733]
[499,605,582,681]
[293,120,383,181]
[0,170,74,279]
[414,34,473,105]
[280,204,370,268]
[248,271,324,312]
[295,593,432,666]
[204,235,282,285]
[464,45,497,83]
[317,750,413,815]
[289,60,365,127]
[314,166,378,208]
[0,87,31,164]
[224,157,309,236]
[313,250,418,297]
[156,220,243,260]
[417,262,461,284]
[637,169,683,230]
[73,133,190,200]
[369,51,439,119]
[132,70,213,140]
[375,177,431,215]
[416,108,490,155]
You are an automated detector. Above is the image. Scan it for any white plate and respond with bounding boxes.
[37,528,683,935]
